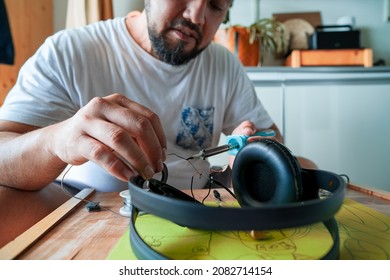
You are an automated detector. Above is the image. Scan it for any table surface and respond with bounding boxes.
[13,185,390,260]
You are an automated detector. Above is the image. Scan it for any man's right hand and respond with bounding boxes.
[0,94,167,190]
[48,94,167,182]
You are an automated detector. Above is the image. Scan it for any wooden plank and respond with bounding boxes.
[0,0,53,105]
[348,183,390,201]
[0,188,95,260]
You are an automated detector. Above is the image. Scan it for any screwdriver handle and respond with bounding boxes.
[226,129,275,156]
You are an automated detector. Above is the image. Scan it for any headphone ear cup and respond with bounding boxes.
[232,139,303,207]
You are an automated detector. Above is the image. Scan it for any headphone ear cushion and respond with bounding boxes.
[232,139,303,207]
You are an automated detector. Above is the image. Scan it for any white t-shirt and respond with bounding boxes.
[0,17,273,191]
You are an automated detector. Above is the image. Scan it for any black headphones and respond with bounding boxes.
[128,139,346,260]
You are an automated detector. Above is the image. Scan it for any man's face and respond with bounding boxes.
[145,0,231,65]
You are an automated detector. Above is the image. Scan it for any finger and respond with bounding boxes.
[105,94,167,160]
[246,129,276,142]
[122,98,168,161]
[75,135,138,181]
[82,118,157,179]
[247,135,276,143]
[232,120,256,136]
[94,95,167,165]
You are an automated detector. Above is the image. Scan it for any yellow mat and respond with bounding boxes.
[107,199,390,260]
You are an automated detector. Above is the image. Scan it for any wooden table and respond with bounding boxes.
[17,191,130,260]
[2,184,390,260]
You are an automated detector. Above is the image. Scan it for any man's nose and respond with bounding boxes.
[183,0,206,25]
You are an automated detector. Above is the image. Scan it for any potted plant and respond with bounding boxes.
[215,18,288,66]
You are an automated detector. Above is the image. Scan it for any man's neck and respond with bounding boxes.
[125,11,154,56]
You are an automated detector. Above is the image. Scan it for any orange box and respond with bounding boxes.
[285,48,373,67]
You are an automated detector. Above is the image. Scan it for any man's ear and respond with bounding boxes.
[223,10,230,24]
[223,0,233,24]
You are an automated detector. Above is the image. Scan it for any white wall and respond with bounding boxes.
[112,0,144,17]
[53,0,144,32]
[229,0,390,65]
[53,0,67,32]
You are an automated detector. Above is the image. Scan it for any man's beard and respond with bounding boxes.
[148,19,205,66]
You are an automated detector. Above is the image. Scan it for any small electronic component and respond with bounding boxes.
[85,201,101,212]
[213,190,222,202]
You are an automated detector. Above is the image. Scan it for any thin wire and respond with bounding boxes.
[339,174,350,183]
[201,179,212,204]
[60,165,126,218]
[190,175,195,199]
[167,152,202,175]
[209,176,237,199]
[168,152,237,203]
[168,152,204,201]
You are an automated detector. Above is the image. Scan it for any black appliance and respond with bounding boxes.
[308,25,360,50]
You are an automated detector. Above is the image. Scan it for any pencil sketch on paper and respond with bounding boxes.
[337,200,390,260]
[139,215,332,260]
[131,200,390,260]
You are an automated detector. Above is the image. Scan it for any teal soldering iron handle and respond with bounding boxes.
[226,129,276,156]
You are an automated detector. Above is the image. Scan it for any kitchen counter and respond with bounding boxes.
[246,66,390,85]
[243,66,390,192]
